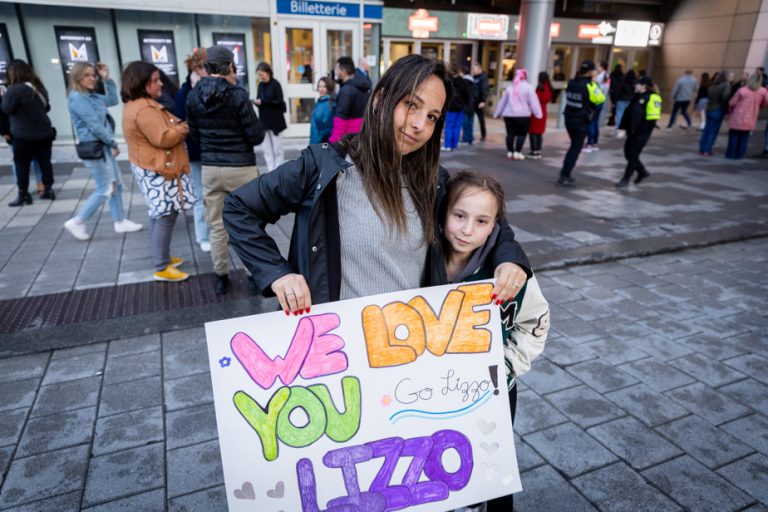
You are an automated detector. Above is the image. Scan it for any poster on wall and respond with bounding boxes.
[0,24,13,87]
[206,281,522,512]
[54,26,99,86]
[212,32,249,91]
[138,29,178,84]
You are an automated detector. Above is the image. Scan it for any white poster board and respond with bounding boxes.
[206,281,521,511]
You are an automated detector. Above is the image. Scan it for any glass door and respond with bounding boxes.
[277,19,358,137]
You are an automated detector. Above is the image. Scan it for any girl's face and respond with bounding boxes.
[444,187,498,257]
[258,70,270,82]
[317,80,327,96]
[79,67,98,92]
[392,74,446,156]
[145,71,163,99]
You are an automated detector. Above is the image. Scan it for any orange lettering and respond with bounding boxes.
[408,291,464,356]
[362,303,423,368]
[447,284,493,353]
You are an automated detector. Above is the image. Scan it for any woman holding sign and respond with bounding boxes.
[223,54,530,314]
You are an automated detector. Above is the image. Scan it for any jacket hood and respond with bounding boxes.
[344,74,372,93]
[195,77,239,111]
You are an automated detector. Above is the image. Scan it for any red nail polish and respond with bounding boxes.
[491,294,498,300]
[306,307,311,313]
[495,300,501,305]
[285,310,290,316]
[299,309,304,315]
[293,311,298,316]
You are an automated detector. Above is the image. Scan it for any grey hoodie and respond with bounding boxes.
[671,73,697,102]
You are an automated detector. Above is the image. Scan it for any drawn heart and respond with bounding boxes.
[478,419,496,435]
[481,463,499,480]
[501,474,516,486]
[267,481,285,498]
[480,441,499,455]
[234,481,255,500]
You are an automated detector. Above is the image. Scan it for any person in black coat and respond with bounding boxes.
[1,60,56,206]
[607,64,624,126]
[444,64,472,151]
[616,76,657,187]
[255,62,287,172]
[472,63,490,141]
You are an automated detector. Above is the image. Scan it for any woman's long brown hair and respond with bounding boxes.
[341,55,452,246]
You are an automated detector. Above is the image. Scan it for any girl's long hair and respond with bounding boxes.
[537,71,552,93]
[7,60,45,94]
[340,54,452,246]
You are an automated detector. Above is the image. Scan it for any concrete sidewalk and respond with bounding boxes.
[0,238,765,511]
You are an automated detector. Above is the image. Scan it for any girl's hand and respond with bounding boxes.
[492,262,527,304]
[271,273,312,315]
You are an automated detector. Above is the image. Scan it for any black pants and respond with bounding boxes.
[621,129,652,181]
[667,100,692,128]
[529,133,543,152]
[13,138,54,192]
[504,117,530,153]
[470,384,518,512]
[560,118,588,178]
[476,105,487,139]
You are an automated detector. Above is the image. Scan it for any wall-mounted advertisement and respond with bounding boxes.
[467,14,509,41]
[614,20,652,48]
[648,23,664,47]
[213,32,249,91]
[54,26,100,86]
[0,24,13,87]
[138,29,178,84]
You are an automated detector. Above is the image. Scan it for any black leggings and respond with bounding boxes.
[504,117,530,153]
[13,138,53,192]
[529,133,543,152]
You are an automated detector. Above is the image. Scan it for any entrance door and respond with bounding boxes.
[277,19,359,137]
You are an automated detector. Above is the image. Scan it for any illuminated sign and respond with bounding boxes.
[468,13,509,40]
[513,22,560,38]
[614,20,652,47]
[578,21,615,45]
[409,9,438,39]
[648,23,664,46]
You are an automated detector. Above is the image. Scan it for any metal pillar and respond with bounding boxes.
[516,0,555,84]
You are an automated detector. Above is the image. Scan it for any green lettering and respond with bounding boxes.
[233,387,290,462]
[308,376,362,443]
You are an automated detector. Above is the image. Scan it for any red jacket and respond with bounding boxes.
[529,84,552,135]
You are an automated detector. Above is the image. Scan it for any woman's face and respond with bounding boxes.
[392,74,446,156]
[145,71,163,99]
[444,187,498,258]
[78,67,98,92]
[258,70,270,82]
[317,80,327,96]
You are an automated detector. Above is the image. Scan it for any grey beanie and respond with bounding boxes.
[206,45,234,66]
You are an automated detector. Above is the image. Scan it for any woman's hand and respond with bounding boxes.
[271,273,313,315]
[111,146,120,157]
[253,98,262,106]
[96,63,109,80]
[492,262,527,304]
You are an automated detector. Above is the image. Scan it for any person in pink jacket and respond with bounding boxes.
[494,69,543,160]
[725,74,768,159]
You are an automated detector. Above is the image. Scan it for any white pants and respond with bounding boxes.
[261,130,284,172]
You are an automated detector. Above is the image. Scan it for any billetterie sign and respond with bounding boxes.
[206,281,522,511]
[276,0,361,18]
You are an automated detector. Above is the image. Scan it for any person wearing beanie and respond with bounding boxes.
[616,76,661,187]
[185,44,265,295]
[557,60,605,187]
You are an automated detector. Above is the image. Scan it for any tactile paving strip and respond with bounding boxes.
[0,272,252,334]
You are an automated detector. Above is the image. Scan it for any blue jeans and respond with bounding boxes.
[615,101,630,128]
[189,161,209,244]
[444,111,464,149]
[461,111,474,143]
[725,130,750,159]
[77,149,125,222]
[587,103,604,145]
[699,109,724,154]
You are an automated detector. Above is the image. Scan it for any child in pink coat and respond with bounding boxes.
[726,74,768,159]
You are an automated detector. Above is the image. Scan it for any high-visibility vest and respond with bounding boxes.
[646,93,662,120]
[587,81,606,106]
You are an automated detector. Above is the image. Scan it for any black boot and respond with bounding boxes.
[40,187,56,200]
[215,274,230,295]
[635,170,650,184]
[615,178,629,188]
[8,190,33,207]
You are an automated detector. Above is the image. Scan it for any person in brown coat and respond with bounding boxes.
[122,61,195,282]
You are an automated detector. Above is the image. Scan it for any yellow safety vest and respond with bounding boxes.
[646,93,662,120]
[587,82,606,106]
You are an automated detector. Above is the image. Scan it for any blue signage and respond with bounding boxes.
[363,4,382,20]
[276,0,361,18]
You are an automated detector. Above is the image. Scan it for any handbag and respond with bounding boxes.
[75,140,104,160]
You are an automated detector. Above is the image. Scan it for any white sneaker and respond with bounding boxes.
[114,219,143,233]
[615,131,626,139]
[199,241,211,253]
[506,151,514,159]
[514,152,526,160]
[64,218,89,241]
[583,146,594,153]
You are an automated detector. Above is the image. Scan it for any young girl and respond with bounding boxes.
[528,71,552,159]
[440,170,550,512]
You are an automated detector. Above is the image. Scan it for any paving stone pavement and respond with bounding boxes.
[0,238,766,511]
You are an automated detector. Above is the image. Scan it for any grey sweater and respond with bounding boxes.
[671,74,697,102]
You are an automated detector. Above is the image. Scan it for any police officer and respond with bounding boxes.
[557,60,605,187]
[616,76,661,187]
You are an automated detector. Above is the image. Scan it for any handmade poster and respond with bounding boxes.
[54,26,99,86]
[137,29,178,84]
[0,24,12,87]
[206,281,522,512]
[212,32,249,91]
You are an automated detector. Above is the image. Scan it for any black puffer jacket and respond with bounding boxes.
[1,83,54,141]
[223,142,531,304]
[185,76,264,167]
[335,74,371,120]
[256,78,288,134]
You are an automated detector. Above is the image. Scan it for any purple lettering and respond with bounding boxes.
[402,437,449,504]
[367,438,411,510]
[424,430,473,491]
